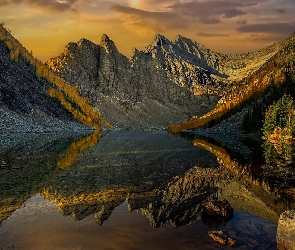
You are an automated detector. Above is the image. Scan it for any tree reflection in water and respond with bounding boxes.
[57,130,102,169]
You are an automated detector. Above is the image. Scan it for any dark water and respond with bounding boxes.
[0,130,294,249]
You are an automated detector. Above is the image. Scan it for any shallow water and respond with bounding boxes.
[0,130,294,249]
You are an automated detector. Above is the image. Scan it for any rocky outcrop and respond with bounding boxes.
[143,34,225,95]
[277,210,295,250]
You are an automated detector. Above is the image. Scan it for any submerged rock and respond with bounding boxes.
[277,210,295,250]
[208,230,237,247]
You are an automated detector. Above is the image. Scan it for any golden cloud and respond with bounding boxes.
[111,5,187,35]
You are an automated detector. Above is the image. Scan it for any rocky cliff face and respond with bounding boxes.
[47,35,220,130]
[143,34,225,96]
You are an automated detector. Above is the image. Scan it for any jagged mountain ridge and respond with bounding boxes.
[1,22,293,131]
[144,34,281,95]
[47,32,291,130]
[47,35,219,129]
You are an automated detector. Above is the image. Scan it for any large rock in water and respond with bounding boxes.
[46,35,220,130]
[202,199,234,217]
[277,210,295,250]
[201,199,234,227]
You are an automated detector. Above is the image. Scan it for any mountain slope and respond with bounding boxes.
[0,24,108,132]
[0,39,82,132]
[170,33,295,133]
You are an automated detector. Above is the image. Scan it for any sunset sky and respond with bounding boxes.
[0,0,294,61]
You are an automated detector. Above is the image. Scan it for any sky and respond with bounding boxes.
[0,0,294,61]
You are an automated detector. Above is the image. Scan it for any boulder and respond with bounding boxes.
[202,199,234,227]
[202,199,234,218]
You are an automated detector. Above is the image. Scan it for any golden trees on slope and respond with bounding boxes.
[170,68,287,133]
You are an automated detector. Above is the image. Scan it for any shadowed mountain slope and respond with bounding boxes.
[0,24,108,132]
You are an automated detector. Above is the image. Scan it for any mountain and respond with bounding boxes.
[0,24,109,132]
[46,35,220,130]
[1,21,294,132]
[47,32,294,131]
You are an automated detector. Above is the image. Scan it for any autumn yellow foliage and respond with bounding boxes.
[268,126,293,154]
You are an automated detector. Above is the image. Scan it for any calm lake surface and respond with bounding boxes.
[0,130,294,249]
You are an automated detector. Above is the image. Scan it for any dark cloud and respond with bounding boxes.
[110,0,253,34]
[0,0,21,6]
[197,32,229,37]
[237,19,247,25]
[275,9,286,14]
[0,0,78,11]
[237,22,295,35]
[111,5,187,33]
[242,33,289,43]
[167,1,250,24]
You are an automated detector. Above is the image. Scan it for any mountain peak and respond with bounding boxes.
[77,38,93,46]
[153,34,170,46]
[100,34,117,53]
[100,34,110,43]
[175,35,184,40]
[173,35,201,47]
[154,34,167,40]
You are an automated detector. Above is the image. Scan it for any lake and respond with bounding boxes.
[1,130,294,249]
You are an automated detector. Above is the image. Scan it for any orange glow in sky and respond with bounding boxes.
[0,0,294,61]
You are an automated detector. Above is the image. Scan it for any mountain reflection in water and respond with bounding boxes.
[1,130,295,249]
